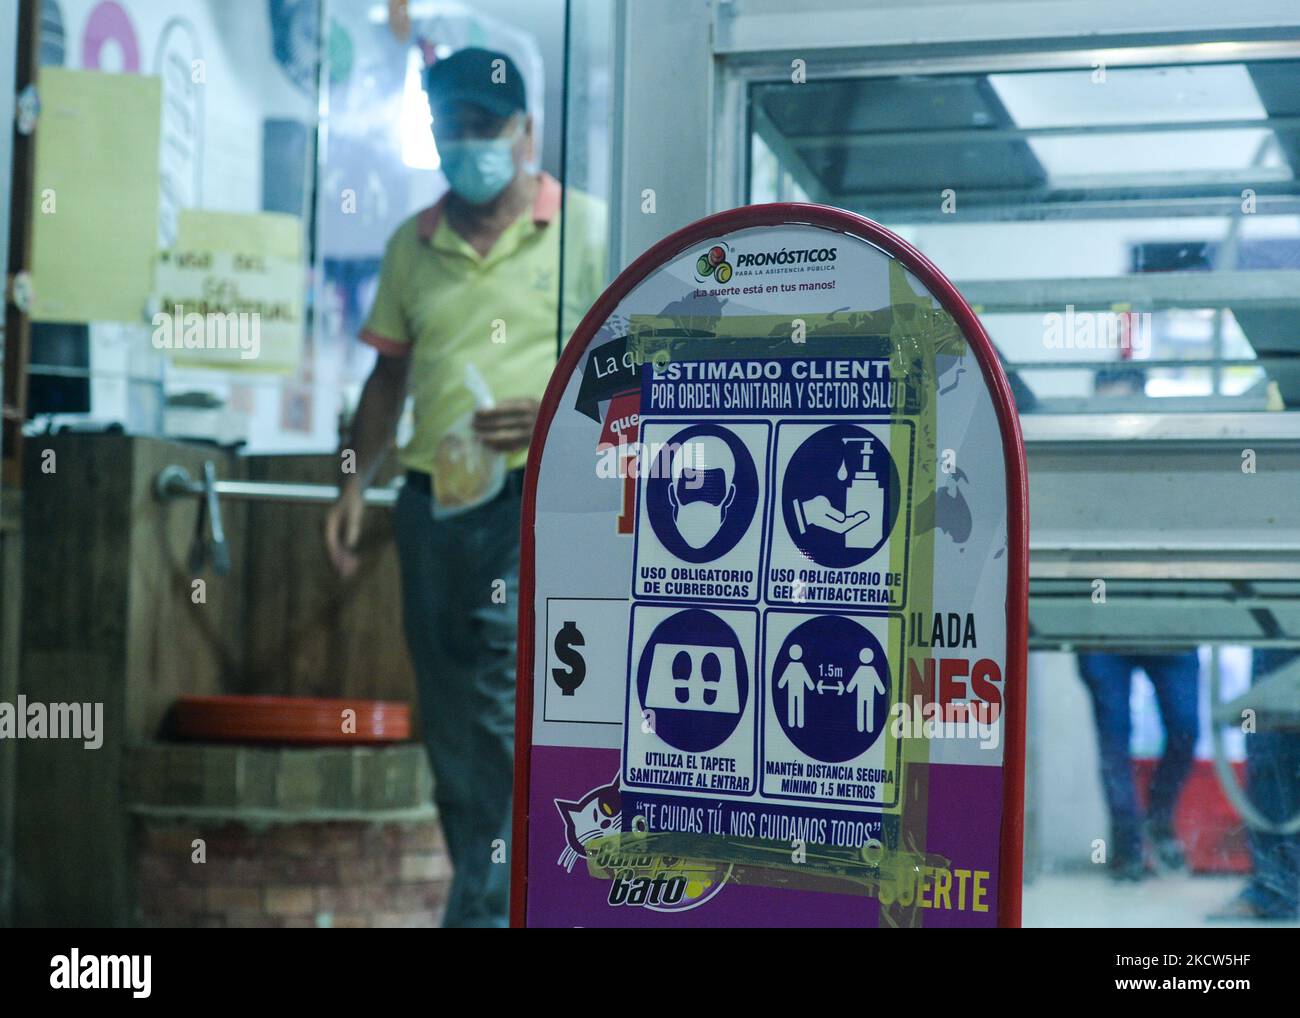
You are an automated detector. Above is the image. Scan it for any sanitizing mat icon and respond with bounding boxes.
[644,643,741,714]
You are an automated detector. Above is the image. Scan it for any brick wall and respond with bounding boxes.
[136,820,452,928]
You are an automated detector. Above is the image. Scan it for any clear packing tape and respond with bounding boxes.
[584,827,954,912]
[600,262,974,925]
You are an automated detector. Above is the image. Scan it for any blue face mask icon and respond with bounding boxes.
[667,437,737,550]
[438,127,520,205]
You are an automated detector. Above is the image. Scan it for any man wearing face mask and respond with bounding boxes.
[324,46,604,927]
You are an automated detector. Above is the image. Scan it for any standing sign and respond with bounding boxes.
[513,205,1027,927]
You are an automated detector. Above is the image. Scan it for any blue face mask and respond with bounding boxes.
[438,126,520,205]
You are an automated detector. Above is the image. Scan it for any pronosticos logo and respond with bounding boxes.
[695,243,733,284]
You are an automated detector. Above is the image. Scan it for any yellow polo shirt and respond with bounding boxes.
[362,173,605,504]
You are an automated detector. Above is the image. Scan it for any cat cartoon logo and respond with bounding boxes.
[555,776,623,873]
[555,776,730,912]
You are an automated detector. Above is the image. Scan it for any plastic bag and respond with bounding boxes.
[431,362,507,519]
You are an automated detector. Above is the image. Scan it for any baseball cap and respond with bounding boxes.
[424,47,527,120]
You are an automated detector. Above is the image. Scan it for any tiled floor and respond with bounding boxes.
[1023,871,1300,928]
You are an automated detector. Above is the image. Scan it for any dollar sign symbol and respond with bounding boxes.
[551,621,587,695]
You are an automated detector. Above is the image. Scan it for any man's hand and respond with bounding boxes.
[324,481,365,578]
[473,398,540,453]
[325,352,408,579]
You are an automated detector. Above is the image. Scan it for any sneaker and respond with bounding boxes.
[1206,894,1289,921]
[1146,823,1187,873]
[1109,855,1150,883]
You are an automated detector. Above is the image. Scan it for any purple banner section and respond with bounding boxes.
[919,760,1004,929]
[524,744,1001,928]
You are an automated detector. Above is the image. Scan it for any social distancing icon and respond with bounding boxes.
[762,610,903,810]
[770,614,889,761]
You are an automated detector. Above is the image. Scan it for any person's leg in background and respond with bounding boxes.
[1238,650,1300,918]
[1240,727,1300,917]
[394,478,519,927]
[393,480,475,926]
[453,479,522,927]
[1138,651,1201,870]
[1076,653,1144,879]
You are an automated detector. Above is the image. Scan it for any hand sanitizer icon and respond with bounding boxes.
[841,437,884,549]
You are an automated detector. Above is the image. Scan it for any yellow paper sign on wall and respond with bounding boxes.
[153,210,305,373]
[30,68,162,323]
[176,209,302,262]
